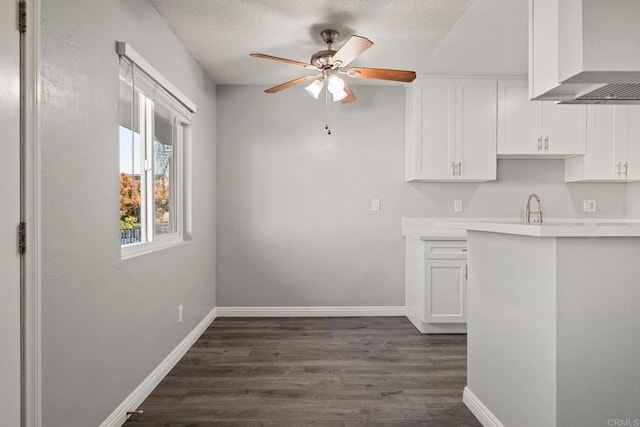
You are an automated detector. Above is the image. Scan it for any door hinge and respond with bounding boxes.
[19,0,27,33]
[464,264,468,280]
[18,222,27,255]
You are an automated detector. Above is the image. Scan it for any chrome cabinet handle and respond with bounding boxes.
[617,161,622,177]
[537,136,542,151]
[544,136,549,152]
[624,161,629,176]
[451,161,462,176]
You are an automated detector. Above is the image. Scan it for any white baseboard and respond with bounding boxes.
[100,307,217,427]
[463,386,504,427]
[216,306,406,317]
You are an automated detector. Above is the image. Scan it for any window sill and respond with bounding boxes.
[121,236,189,260]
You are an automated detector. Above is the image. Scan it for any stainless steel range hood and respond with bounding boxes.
[558,83,640,105]
[529,0,640,104]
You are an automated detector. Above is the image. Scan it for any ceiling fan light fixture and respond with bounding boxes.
[332,89,348,102]
[304,79,324,99]
[327,74,345,94]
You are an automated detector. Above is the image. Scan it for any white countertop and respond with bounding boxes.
[402,228,467,240]
[436,219,640,237]
[401,217,467,240]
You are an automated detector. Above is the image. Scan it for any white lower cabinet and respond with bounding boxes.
[424,259,467,324]
[405,238,467,334]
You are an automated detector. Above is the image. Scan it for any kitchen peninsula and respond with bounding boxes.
[438,220,640,427]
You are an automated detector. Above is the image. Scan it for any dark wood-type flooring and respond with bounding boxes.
[124,317,481,426]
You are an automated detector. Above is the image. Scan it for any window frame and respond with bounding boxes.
[117,42,195,259]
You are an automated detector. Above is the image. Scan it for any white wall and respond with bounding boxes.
[626,182,640,218]
[40,1,216,425]
[216,84,627,307]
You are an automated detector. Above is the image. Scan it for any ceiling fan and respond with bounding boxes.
[250,29,417,106]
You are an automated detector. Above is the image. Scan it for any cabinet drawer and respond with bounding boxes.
[423,241,467,259]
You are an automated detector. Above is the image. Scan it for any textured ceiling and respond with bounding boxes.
[150,0,528,85]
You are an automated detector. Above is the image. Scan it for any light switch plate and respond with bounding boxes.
[371,199,380,212]
[177,305,183,324]
[454,200,463,213]
[583,200,596,212]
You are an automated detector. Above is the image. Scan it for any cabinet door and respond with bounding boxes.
[423,259,467,324]
[623,106,640,181]
[456,79,497,181]
[584,106,620,180]
[497,80,542,156]
[543,102,585,156]
[566,105,634,182]
[417,79,456,180]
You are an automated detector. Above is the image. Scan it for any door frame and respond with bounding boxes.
[21,0,42,425]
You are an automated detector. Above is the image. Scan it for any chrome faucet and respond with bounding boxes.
[525,193,543,224]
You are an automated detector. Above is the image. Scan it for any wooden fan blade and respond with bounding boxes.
[264,76,315,94]
[347,67,417,83]
[331,35,373,68]
[250,53,317,70]
[341,83,357,104]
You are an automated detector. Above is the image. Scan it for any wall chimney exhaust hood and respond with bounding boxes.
[529,0,640,104]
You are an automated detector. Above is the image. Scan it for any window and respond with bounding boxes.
[117,43,195,257]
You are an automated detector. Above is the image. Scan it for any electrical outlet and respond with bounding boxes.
[454,200,463,213]
[583,200,596,212]
[371,199,381,212]
[177,305,183,324]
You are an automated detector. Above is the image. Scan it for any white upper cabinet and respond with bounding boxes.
[406,77,497,182]
[543,102,586,156]
[565,105,640,182]
[628,107,640,180]
[498,80,541,156]
[497,79,586,158]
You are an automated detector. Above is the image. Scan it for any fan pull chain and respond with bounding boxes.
[325,82,331,135]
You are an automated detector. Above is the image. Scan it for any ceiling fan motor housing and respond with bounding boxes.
[320,29,339,45]
[310,29,341,69]
[310,49,337,69]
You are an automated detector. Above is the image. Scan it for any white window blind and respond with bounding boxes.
[116,41,196,116]
[119,56,192,124]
